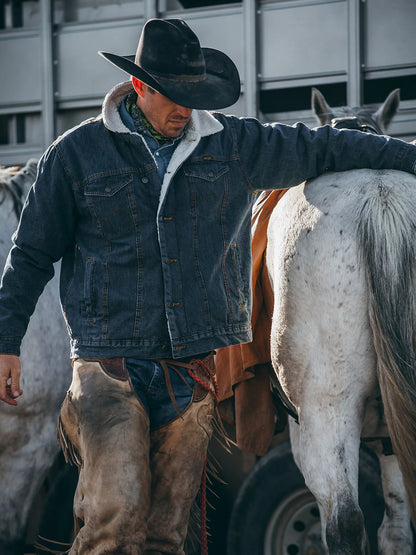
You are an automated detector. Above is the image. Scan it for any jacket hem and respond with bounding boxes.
[70,329,252,360]
[0,340,21,356]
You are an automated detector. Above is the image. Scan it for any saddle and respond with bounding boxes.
[216,188,287,456]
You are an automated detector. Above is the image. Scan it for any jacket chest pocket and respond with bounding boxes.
[84,174,136,237]
[183,163,229,221]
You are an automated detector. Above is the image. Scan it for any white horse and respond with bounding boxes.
[0,161,71,554]
[266,89,416,553]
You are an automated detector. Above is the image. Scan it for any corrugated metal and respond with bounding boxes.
[365,0,416,75]
[259,1,348,84]
[56,19,144,104]
[0,30,42,108]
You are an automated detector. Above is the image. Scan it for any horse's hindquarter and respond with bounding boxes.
[267,168,416,542]
[266,170,393,412]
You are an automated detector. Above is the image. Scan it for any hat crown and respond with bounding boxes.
[135,19,206,82]
[98,17,241,109]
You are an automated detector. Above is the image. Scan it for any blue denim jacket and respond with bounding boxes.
[0,81,415,359]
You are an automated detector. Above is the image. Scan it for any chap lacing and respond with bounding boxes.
[33,535,71,554]
[159,357,219,555]
[188,357,219,406]
[189,358,219,555]
[157,356,219,416]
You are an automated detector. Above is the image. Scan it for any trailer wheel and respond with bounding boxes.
[227,439,384,555]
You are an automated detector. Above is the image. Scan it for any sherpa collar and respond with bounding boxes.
[102,81,224,140]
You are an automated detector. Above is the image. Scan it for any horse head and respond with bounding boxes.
[311,87,400,135]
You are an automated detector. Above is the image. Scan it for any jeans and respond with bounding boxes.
[126,358,195,430]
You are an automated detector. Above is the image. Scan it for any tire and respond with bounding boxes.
[227,439,384,555]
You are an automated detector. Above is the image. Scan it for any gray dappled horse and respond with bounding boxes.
[266,89,416,554]
[0,161,70,554]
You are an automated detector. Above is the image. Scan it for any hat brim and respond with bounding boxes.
[99,47,240,110]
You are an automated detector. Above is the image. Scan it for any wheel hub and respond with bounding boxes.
[264,488,324,555]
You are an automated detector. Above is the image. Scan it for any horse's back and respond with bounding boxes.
[268,167,416,258]
[267,167,416,305]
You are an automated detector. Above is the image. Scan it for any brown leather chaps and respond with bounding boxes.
[58,355,216,554]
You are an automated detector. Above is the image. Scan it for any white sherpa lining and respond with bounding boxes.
[101,80,225,213]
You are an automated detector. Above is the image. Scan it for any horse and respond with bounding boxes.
[0,161,71,554]
[266,88,416,554]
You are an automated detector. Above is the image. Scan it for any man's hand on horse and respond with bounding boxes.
[0,354,23,406]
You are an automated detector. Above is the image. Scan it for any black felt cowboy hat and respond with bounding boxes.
[99,18,241,110]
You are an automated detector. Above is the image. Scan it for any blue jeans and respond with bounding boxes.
[126,358,195,430]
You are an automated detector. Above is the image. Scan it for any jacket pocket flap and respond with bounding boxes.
[184,164,229,182]
[84,174,133,197]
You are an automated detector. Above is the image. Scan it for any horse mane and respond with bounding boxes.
[0,159,37,219]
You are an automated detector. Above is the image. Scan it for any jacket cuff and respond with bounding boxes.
[0,338,21,356]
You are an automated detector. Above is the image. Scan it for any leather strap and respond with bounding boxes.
[156,353,216,404]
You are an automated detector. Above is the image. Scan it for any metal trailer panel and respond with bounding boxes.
[56,19,145,105]
[53,0,145,24]
[0,30,42,108]
[365,0,416,75]
[259,0,348,85]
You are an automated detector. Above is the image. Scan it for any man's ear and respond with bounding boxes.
[132,77,144,97]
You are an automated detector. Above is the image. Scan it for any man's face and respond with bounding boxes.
[137,84,193,138]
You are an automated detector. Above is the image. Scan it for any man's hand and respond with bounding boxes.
[0,354,23,406]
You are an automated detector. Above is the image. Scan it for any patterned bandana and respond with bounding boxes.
[125,92,187,144]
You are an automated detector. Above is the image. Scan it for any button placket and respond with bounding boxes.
[159,210,184,342]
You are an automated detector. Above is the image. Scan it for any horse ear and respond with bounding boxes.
[311,87,334,126]
[373,88,400,133]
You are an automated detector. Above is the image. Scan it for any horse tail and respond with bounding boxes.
[357,172,416,526]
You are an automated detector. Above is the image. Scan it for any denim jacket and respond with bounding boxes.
[0,81,415,359]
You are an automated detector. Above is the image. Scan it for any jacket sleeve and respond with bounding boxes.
[0,144,77,355]
[230,117,416,191]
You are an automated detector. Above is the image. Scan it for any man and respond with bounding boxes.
[0,17,416,555]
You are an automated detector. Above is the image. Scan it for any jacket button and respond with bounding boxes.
[105,186,111,192]
[141,176,149,183]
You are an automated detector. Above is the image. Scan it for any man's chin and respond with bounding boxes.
[167,127,185,138]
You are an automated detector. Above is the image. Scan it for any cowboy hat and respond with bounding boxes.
[99,18,241,110]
